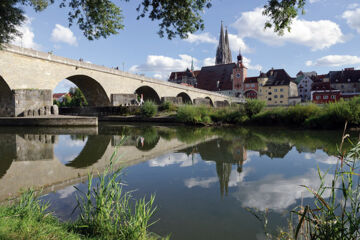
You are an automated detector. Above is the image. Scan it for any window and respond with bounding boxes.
[280,95,284,98]
[251,83,255,87]
[300,89,302,92]
[268,98,272,101]
[274,95,278,98]
[280,101,283,103]
[268,92,272,95]
[280,89,284,92]
[331,95,336,99]
[269,87,271,89]
[324,95,329,99]
[274,89,278,92]
[316,96,320,100]
[275,101,277,104]
[305,89,307,92]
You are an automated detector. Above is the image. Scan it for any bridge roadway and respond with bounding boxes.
[0,126,219,202]
[0,44,243,117]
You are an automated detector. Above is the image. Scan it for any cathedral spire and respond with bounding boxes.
[225,27,232,63]
[216,22,232,65]
[191,58,194,71]
[215,21,226,65]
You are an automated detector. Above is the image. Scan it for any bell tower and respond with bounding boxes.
[233,50,247,91]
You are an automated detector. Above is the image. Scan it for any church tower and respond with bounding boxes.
[215,22,232,65]
[232,50,247,91]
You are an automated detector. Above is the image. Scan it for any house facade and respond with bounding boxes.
[258,69,300,106]
[311,82,341,103]
[329,68,360,94]
[295,71,317,102]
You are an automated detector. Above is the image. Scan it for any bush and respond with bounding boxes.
[176,105,212,124]
[140,101,158,117]
[244,99,266,118]
[159,101,177,112]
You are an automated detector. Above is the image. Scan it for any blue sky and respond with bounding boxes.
[12,0,360,92]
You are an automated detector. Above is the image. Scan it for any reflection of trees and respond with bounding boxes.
[135,127,160,151]
[216,162,232,197]
[70,135,87,141]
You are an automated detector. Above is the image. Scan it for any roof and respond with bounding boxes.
[263,69,293,86]
[329,69,360,84]
[196,63,236,91]
[169,68,196,81]
[311,82,338,91]
[244,77,258,83]
[53,93,66,99]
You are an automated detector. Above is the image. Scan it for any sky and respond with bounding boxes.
[11,0,360,93]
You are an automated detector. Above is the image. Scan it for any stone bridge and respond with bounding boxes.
[0,45,243,117]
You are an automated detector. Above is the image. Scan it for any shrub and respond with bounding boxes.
[159,101,177,112]
[244,99,266,118]
[140,101,158,117]
[176,105,212,124]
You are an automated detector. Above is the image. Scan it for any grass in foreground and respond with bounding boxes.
[0,149,166,240]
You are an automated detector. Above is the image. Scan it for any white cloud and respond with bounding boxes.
[53,79,77,93]
[342,8,360,34]
[11,16,41,50]
[148,153,199,167]
[228,33,251,53]
[309,0,321,3]
[51,24,78,46]
[243,56,262,71]
[304,151,339,165]
[203,57,215,66]
[129,54,197,80]
[306,55,360,67]
[232,7,345,51]
[232,169,335,212]
[185,177,218,188]
[57,185,77,199]
[184,32,217,44]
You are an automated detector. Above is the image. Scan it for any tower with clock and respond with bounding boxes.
[233,50,247,92]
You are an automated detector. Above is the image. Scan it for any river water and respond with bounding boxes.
[0,124,354,239]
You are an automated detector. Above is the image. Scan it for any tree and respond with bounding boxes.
[0,0,307,46]
[69,87,88,107]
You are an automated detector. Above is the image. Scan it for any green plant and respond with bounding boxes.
[73,149,158,239]
[159,101,177,112]
[176,105,213,124]
[245,99,266,118]
[141,101,158,117]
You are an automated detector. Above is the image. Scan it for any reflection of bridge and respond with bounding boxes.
[0,45,242,117]
[0,126,218,201]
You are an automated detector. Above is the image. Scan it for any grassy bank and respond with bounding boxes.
[175,97,360,129]
[0,156,165,240]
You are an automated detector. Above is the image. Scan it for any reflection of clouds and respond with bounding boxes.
[232,169,334,212]
[184,167,253,189]
[148,153,201,167]
[57,185,77,199]
[54,135,87,165]
[185,177,218,188]
[304,150,339,165]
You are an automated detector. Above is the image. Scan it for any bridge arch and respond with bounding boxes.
[135,86,161,104]
[205,97,214,107]
[177,92,192,104]
[56,75,111,106]
[224,100,230,106]
[0,75,14,117]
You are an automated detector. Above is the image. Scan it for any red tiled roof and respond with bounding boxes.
[53,93,66,99]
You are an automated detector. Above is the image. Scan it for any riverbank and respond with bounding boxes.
[0,116,98,127]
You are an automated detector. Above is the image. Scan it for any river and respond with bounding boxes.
[0,123,354,239]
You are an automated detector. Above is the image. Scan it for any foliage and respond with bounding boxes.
[1,0,309,46]
[176,105,213,125]
[54,88,88,107]
[141,101,158,117]
[244,99,266,118]
[73,150,158,239]
[0,189,80,240]
[159,101,177,112]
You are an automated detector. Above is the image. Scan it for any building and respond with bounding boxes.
[168,68,198,87]
[311,82,340,104]
[53,93,67,102]
[243,77,258,98]
[296,71,317,102]
[258,69,300,105]
[329,68,360,95]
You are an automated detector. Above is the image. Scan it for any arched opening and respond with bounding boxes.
[0,76,14,117]
[54,135,111,168]
[224,100,230,107]
[135,86,161,104]
[54,75,110,107]
[0,134,16,178]
[205,97,214,107]
[177,92,192,104]
[244,90,257,99]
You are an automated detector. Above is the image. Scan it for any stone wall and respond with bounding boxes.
[13,89,52,116]
[161,96,183,105]
[59,106,139,116]
[214,101,230,107]
[111,94,137,106]
[193,98,211,106]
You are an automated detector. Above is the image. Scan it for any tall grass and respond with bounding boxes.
[141,101,158,117]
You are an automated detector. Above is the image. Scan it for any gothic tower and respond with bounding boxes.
[215,22,232,65]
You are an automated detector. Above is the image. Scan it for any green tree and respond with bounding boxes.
[1,0,309,46]
[69,87,88,107]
